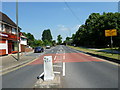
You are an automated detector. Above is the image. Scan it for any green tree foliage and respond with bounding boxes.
[42,29,52,42]
[64,37,72,45]
[73,12,120,48]
[42,29,53,46]
[22,32,43,48]
[33,39,43,47]
[52,40,56,46]
[43,40,52,46]
[22,32,35,47]
[57,35,62,45]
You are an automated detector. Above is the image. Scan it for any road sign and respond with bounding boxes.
[105,29,117,37]
[44,56,54,81]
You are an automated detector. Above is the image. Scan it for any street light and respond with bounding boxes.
[16,0,19,61]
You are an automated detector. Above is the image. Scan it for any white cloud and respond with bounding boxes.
[57,25,71,31]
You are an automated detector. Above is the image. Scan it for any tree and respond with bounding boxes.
[64,37,72,45]
[72,12,120,48]
[22,32,35,47]
[43,40,52,46]
[57,35,62,45]
[52,40,56,46]
[33,39,43,47]
[42,29,52,42]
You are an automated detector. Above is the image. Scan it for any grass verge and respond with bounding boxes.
[68,46,119,60]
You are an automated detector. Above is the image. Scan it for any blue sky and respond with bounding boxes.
[1,2,118,41]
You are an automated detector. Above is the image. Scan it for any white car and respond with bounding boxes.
[46,45,51,49]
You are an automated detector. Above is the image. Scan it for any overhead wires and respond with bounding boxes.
[64,0,81,23]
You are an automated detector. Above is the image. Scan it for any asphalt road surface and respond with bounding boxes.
[2,45,119,88]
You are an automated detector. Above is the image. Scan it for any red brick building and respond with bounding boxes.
[0,12,21,55]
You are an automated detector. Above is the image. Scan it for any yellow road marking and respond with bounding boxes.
[1,58,38,76]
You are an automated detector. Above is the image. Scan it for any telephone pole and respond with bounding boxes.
[16,0,19,61]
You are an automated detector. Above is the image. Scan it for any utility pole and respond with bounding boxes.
[16,0,19,61]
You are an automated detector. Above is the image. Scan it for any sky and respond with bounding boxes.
[1,2,118,41]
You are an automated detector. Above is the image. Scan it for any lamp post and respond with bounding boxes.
[16,0,19,61]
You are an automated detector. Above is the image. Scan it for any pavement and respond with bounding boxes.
[88,47,120,54]
[0,50,43,75]
[1,45,119,88]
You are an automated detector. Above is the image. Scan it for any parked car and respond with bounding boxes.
[46,45,51,49]
[34,47,44,53]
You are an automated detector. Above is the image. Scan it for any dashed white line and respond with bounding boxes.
[54,71,61,74]
[54,56,57,60]
[63,62,65,76]
[53,65,62,67]
[63,54,65,60]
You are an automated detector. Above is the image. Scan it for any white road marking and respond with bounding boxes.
[91,56,119,66]
[63,62,65,76]
[53,65,62,67]
[54,56,57,60]
[63,54,65,60]
[63,50,65,60]
[54,71,61,74]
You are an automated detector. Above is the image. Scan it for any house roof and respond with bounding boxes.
[0,12,21,29]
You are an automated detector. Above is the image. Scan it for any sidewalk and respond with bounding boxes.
[84,47,120,54]
[97,49,120,54]
[69,46,120,64]
[0,51,37,75]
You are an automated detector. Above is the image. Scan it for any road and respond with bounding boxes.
[2,45,118,88]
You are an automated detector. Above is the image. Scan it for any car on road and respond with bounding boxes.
[46,45,51,49]
[34,46,44,53]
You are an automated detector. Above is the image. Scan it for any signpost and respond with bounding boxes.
[105,29,117,54]
[105,29,117,37]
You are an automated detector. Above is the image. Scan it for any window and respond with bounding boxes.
[5,25,11,33]
[0,23,5,32]
[12,28,16,34]
[12,41,17,51]
[0,23,2,31]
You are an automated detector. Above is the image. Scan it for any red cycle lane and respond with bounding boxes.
[28,52,103,65]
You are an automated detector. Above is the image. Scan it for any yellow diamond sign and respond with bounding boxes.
[105,29,117,37]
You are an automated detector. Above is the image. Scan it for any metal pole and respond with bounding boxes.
[16,0,19,61]
[110,36,113,55]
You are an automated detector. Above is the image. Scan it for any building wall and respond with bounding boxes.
[0,39,8,55]
[0,23,21,55]
[20,40,27,45]
[0,12,22,55]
